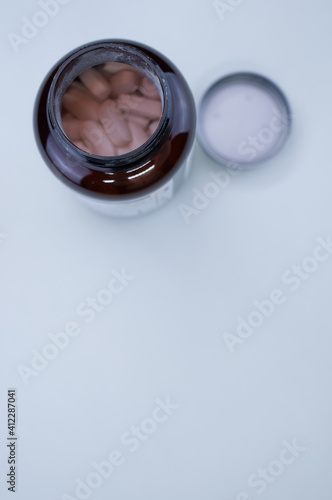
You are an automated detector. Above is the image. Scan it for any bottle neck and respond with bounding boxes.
[47,41,172,172]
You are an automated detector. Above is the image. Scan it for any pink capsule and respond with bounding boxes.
[73,140,90,151]
[127,120,150,150]
[139,76,160,100]
[116,145,131,156]
[99,100,132,147]
[129,115,150,130]
[78,67,111,100]
[62,86,99,121]
[148,119,160,136]
[103,62,132,75]
[61,114,82,141]
[73,138,94,154]
[117,94,162,121]
[69,80,88,92]
[116,93,144,114]
[110,70,141,97]
[80,120,116,156]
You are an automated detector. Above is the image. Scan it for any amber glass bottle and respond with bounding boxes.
[34,39,196,216]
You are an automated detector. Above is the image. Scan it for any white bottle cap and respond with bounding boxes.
[197,72,292,168]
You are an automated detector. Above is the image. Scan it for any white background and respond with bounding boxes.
[1,0,332,499]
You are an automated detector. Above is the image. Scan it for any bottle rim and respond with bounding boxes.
[47,40,172,172]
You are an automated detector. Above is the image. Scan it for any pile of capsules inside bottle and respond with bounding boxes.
[61,62,162,156]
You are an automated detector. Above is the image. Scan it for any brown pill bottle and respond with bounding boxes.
[34,39,196,217]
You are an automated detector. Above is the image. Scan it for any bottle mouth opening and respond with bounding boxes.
[47,40,172,170]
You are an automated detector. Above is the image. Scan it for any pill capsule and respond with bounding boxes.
[69,80,89,93]
[78,67,111,100]
[129,115,150,130]
[148,119,160,136]
[110,70,141,97]
[127,120,150,150]
[116,145,131,156]
[80,120,116,156]
[61,114,82,141]
[74,139,94,154]
[139,76,160,100]
[103,62,132,75]
[117,94,162,121]
[73,140,89,151]
[62,86,99,121]
[116,93,144,113]
[99,100,132,147]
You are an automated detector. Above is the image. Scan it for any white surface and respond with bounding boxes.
[1,1,332,499]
